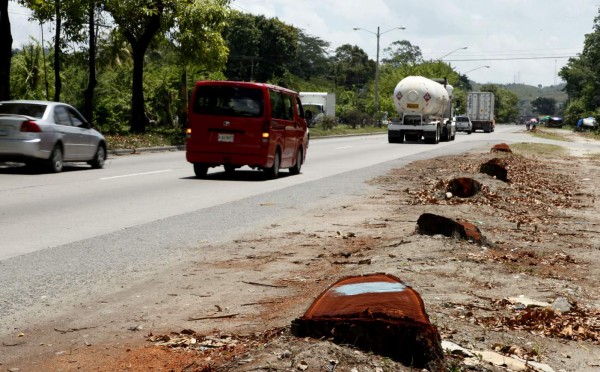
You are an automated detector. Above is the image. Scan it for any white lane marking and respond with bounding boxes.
[335,146,353,150]
[100,170,172,180]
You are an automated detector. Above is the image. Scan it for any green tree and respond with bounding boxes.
[381,40,422,67]
[0,0,12,100]
[560,8,600,125]
[223,11,297,83]
[103,0,169,133]
[168,0,228,125]
[331,44,374,90]
[20,0,88,102]
[222,11,260,81]
[531,96,557,115]
[287,30,330,80]
[103,0,229,133]
[10,40,48,99]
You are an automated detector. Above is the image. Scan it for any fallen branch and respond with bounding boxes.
[242,281,287,288]
[187,313,239,321]
[332,259,371,265]
[54,326,96,334]
[576,229,600,234]
[241,300,283,307]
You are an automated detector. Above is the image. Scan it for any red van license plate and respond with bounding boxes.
[218,133,234,143]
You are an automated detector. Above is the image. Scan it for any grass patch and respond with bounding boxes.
[309,125,386,137]
[529,128,572,142]
[106,129,185,150]
[510,142,568,158]
[586,152,600,160]
[581,130,600,141]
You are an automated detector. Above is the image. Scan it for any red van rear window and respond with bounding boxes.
[192,86,264,118]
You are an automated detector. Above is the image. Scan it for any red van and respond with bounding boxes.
[186,81,309,178]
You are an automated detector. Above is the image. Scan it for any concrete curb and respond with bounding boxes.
[109,145,186,156]
[107,132,388,156]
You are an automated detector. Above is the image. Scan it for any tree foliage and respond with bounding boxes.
[223,11,296,84]
[560,8,600,125]
[531,97,557,115]
[286,30,330,80]
[7,4,522,133]
[103,0,229,133]
[0,0,12,100]
[330,44,374,90]
[382,40,423,67]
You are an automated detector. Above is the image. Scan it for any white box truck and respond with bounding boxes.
[299,92,335,127]
[466,92,495,133]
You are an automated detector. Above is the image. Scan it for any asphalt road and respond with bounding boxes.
[0,126,521,260]
[0,124,575,327]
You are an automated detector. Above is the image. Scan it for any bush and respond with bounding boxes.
[318,116,337,130]
[341,109,372,129]
[562,99,585,127]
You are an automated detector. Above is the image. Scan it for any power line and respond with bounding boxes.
[445,56,576,61]
[230,1,252,13]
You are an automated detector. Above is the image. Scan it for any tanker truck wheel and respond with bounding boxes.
[425,125,440,144]
[442,126,452,142]
[388,131,404,143]
[440,127,448,142]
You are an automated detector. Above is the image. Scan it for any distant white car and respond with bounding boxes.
[0,100,107,173]
[453,115,473,134]
[582,117,597,128]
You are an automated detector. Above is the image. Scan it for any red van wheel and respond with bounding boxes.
[290,148,302,175]
[265,151,280,179]
[194,163,208,178]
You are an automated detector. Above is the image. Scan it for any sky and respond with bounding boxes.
[7,0,599,87]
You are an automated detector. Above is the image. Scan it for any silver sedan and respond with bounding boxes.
[0,100,107,172]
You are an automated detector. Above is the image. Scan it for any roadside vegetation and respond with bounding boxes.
[105,129,185,150]
[560,14,600,126]
[2,2,520,142]
[582,130,600,141]
[2,2,599,144]
[529,128,572,142]
[509,142,569,158]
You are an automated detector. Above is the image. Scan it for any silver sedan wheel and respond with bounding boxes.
[48,146,63,173]
[90,146,106,169]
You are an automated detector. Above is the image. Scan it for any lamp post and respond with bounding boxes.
[353,26,405,119]
[438,46,468,60]
[463,65,490,75]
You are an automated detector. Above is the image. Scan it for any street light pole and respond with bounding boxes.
[354,26,405,121]
[462,65,490,75]
[438,46,468,61]
[375,26,380,115]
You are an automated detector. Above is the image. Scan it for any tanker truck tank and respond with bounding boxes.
[388,76,456,144]
[392,76,450,117]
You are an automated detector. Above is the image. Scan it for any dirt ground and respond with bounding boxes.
[2,129,600,371]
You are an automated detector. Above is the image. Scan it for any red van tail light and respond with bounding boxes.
[262,120,271,144]
[185,127,192,138]
[20,120,42,133]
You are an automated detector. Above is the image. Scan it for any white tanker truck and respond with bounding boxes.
[388,76,456,144]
